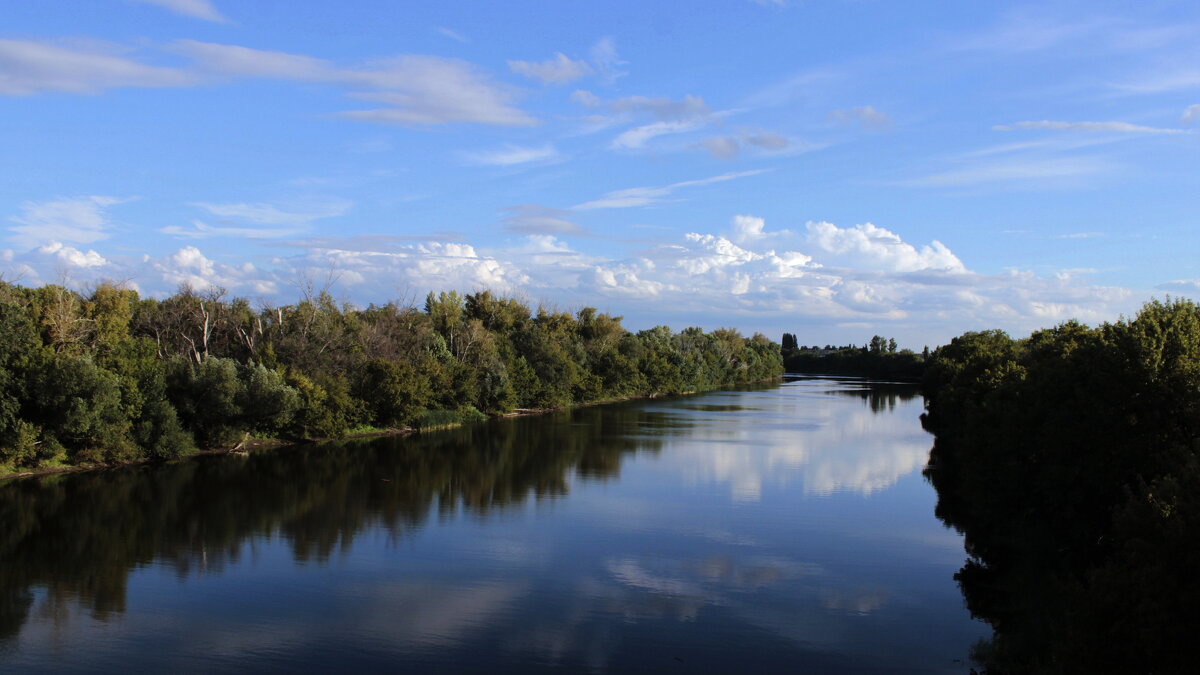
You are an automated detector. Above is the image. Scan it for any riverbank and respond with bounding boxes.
[0,377,782,482]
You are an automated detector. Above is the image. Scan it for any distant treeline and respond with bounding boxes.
[0,281,781,474]
[781,333,927,380]
[922,299,1200,673]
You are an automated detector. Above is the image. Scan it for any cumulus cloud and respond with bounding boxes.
[173,41,535,127]
[508,53,592,85]
[7,196,129,248]
[573,170,769,210]
[0,210,1143,345]
[0,39,193,95]
[994,120,1185,134]
[805,221,965,273]
[828,105,892,130]
[134,0,227,22]
[462,143,559,166]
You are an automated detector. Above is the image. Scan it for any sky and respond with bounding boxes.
[1,0,1198,347]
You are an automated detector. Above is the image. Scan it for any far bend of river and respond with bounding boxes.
[0,377,986,673]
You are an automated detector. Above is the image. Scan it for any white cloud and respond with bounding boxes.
[0,39,192,95]
[162,200,352,240]
[7,196,128,248]
[573,170,769,210]
[174,41,535,127]
[611,118,708,150]
[192,200,350,225]
[133,0,227,22]
[994,120,1186,134]
[160,220,308,240]
[436,27,469,43]
[508,53,592,85]
[806,221,965,273]
[828,105,892,130]
[463,143,559,166]
[0,214,1144,344]
[589,37,627,82]
[1182,105,1200,125]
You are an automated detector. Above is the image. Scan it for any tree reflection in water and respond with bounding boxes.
[0,405,663,643]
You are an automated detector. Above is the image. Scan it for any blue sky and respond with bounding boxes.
[2,0,1198,346]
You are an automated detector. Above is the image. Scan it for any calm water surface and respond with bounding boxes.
[0,377,985,673]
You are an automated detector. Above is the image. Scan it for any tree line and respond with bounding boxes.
[781,333,928,380]
[922,298,1200,673]
[0,281,782,474]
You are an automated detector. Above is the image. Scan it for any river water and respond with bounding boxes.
[0,376,985,673]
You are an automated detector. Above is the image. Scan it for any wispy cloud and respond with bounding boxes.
[0,39,193,95]
[508,53,592,85]
[173,40,536,127]
[435,27,469,43]
[828,105,892,130]
[134,0,228,22]
[462,143,560,166]
[994,120,1186,134]
[611,118,709,150]
[161,199,352,239]
[899,157,1111,188]
[1183,105,1200,125]
[502,205,583,235]
[7,196,129,248]
[573,170,769,210]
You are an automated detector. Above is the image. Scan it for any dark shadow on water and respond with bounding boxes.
[0,404,665,644]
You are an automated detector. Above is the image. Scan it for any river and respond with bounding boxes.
[0,376,985,673]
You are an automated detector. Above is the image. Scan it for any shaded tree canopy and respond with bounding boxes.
[922,299,1200,674]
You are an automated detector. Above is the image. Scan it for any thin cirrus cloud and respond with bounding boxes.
[1180,105,1200,125]
[171,40,536,127]
[160,200,353,239]
[462,143,560,166]
[0,39,194,95]
[6,195,129,248]
[701,131,793,159]
[994,120,1186,134]
[898,157,1112,188]
[133,0,228,22]
[501,205,584,235]
[0,37,535,127]
[828,105,893,130]
[508,53,593,85]
[573,169,769,210]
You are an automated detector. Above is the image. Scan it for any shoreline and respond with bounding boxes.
[0,377,782,483]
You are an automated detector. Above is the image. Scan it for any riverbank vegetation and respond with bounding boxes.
[781,333,927,379]
[922,298,1200,673]
[0,281,781,476]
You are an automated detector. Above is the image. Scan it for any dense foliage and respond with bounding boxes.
[0,281,781,474]
[782,335,927,380]
[922,299,1200,673]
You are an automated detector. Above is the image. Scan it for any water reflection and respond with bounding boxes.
[0,379,981,673]
[649,378,929,499]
